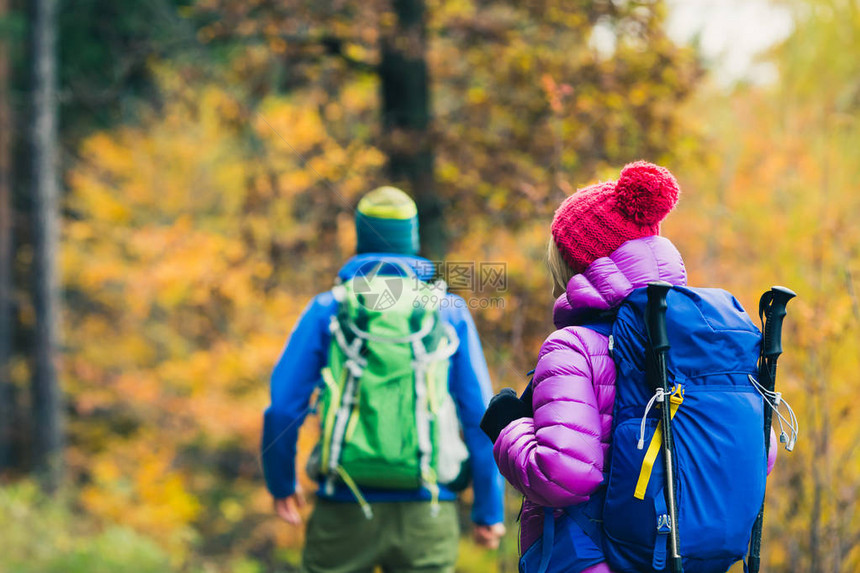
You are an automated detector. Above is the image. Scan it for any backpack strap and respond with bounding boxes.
[322,295,374,518]
[328,316,367,376]
[653,488,671,570]
[409,308,440,515]
[580,321,613,337]
[536,508,555,573]
[407,301,460,516]
[578,309,617,338]
[564,493,605,551]
[345,313,436,344]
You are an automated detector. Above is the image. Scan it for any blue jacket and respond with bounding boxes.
[261,253,505,525]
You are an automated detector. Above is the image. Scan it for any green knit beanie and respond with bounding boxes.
[355,186,420,255]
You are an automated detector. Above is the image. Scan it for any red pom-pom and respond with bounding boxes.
[614,161,680,225]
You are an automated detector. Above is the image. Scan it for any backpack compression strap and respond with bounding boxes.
[634,384,685,500]
[323,301,375,518]
[408,308,461,516]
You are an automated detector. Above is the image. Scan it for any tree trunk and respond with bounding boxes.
[379,0,445,259]
[30,0,63,490]
[0,0,14,472]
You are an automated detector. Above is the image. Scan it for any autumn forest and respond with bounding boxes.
[1,0,859,572]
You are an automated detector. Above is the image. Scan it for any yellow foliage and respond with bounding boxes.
[669,5,860,567]
[81,441,200,561]
[63,68,384,564]
[56,1,860,570]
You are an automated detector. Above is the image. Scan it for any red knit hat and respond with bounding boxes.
[551,161,680,274]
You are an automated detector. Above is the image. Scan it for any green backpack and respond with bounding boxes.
[312,262,468,518]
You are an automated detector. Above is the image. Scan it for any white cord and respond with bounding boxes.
[638,388,664,450]
[749,375,796,434]
[748,374,800,452]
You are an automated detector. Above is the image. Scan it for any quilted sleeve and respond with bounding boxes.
[493,327,612,507]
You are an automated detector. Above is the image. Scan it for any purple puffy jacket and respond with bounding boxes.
[494,236,778,553]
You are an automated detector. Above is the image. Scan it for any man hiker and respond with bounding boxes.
[262,186,506,573]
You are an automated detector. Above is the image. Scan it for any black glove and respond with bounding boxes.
[480,388,531,443]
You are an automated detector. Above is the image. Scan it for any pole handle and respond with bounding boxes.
[646,281,672,354]
[759,286,796,361]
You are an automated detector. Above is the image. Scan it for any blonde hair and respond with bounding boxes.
[547,237,577,296]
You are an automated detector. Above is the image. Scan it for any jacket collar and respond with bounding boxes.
[553,236,687,328]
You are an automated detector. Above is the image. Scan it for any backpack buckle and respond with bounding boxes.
[656,513,672,534]
[654,512,671,570]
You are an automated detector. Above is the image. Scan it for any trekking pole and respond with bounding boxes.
[646,281,683,573]
[747,286,796,573]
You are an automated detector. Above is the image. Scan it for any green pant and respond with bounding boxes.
[301,500,459,573]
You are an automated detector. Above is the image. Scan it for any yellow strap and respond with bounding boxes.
[345,384,361,441]
[422,466,441,517]
[634,386,685,500]
[320,367,342,469]
[335,466,374,520]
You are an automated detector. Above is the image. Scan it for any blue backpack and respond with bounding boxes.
[604,286,766,572]
[521,286,767,573]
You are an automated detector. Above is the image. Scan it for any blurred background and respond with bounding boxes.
[1,0,858,571]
